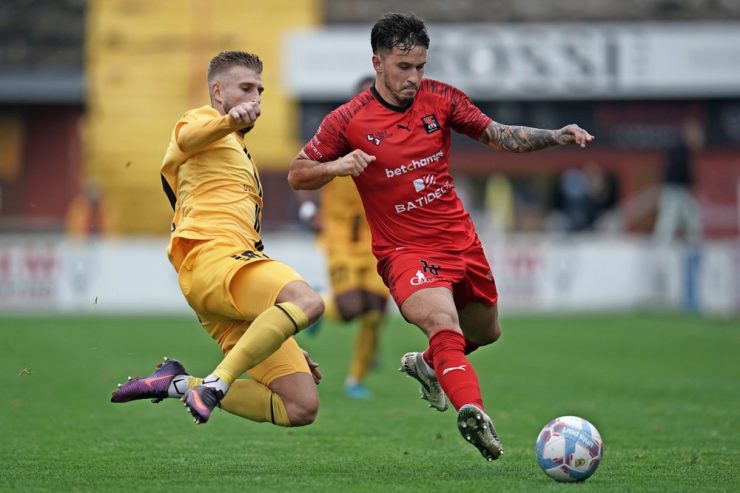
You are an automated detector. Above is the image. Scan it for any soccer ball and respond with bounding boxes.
[535,415,603,482]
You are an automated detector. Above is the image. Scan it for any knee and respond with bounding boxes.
[420,312,458,332]
[482,321,502,345]
[291,289,325,324]
[302,291,325,324]
[466,321,502,347]
[335,291,365,322]
[337,304,363,322]
[277,282,325,324]
[286,394,319,427]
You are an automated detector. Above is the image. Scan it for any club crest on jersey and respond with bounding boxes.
[421,114,440,134]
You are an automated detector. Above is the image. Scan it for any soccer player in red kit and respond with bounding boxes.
[288,12,594,461]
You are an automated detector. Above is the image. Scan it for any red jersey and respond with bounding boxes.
[303,79,492,259]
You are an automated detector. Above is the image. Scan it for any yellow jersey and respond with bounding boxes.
[161,106,264,262]
[320,176,373,255]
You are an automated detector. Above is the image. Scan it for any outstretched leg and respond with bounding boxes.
[111,357,190,404]
[185,300,311,423]
[400,287,503,461]
[185,268,323,424]
[111,340,319,428]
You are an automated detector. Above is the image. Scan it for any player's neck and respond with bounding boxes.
[371,85,413,113]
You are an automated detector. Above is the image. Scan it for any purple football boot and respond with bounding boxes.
[111,357,188,404]
[182,385,223,424]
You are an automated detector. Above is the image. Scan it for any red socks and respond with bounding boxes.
[422,336,480,367]
[422,347,434,367]
[428,329,484,411]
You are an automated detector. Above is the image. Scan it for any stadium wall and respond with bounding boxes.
[84,0,320,235]
[0,234,737,317]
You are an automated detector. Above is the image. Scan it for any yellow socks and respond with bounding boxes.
[211,302,309,386]
[190,302,308,424]
[220,380,291,426]
[348,310,383,382]
[182,376,291,426]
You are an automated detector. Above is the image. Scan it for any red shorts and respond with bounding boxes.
[377,240,498,309]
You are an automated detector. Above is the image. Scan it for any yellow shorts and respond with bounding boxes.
[174,238,309,385]
[326,250,388,298]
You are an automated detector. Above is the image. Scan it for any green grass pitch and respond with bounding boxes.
[0,313,738,492]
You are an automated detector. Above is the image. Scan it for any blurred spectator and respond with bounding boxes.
[653,119,703,242]
[557,167,590,231]
[484,174,514,234]
[583,162,619,230]
[513,177,549,231]
[65,178,116,240]
[550,162,618,232]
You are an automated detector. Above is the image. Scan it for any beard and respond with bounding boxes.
[385,79,418,105]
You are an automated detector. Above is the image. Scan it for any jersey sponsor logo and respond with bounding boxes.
[307,135,324,159]
[384,150,444,178]
[367,130,393,146]
[394,181,453,214]
[231,249,266,262]
[421,113,440,134]
[409,270,443,286]
[413,174,436,192]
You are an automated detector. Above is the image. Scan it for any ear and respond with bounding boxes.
[372,54,383,74]
[210,81,223,105]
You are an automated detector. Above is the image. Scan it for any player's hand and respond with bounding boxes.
[556,124,594,148]
[229,101,261,129]
[331,149,376,177]
[302,350,322,385]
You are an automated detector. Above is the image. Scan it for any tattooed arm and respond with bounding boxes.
[479,122,594,152]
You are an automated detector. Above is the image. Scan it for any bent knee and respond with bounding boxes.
[278,282,325,323]
[467,321,502,346]
[286,396,319,427]
[411,311,458,333]
[482,322,502,344]
[337,305,363,322]
[301,291,325,324]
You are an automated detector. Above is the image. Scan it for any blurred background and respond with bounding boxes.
[1,0,739,317]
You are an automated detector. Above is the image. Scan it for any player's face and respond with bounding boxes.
[373,45,426,106]
[214,65,264,115]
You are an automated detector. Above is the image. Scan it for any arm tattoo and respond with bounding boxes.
[480,123,560,153]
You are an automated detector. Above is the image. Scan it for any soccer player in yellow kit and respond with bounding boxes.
[308,76,390,400]
[111,51,324,427]
[320,173,389,399]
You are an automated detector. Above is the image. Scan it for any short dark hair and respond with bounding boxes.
[371,12,430,55]
[207,51,263,83]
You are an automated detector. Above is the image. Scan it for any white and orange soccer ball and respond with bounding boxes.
[535,415,603,482]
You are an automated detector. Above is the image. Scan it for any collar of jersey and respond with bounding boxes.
[371,85,413,114]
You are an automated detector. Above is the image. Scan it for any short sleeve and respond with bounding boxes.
[302,110,350,163]
[448,86,493,140]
